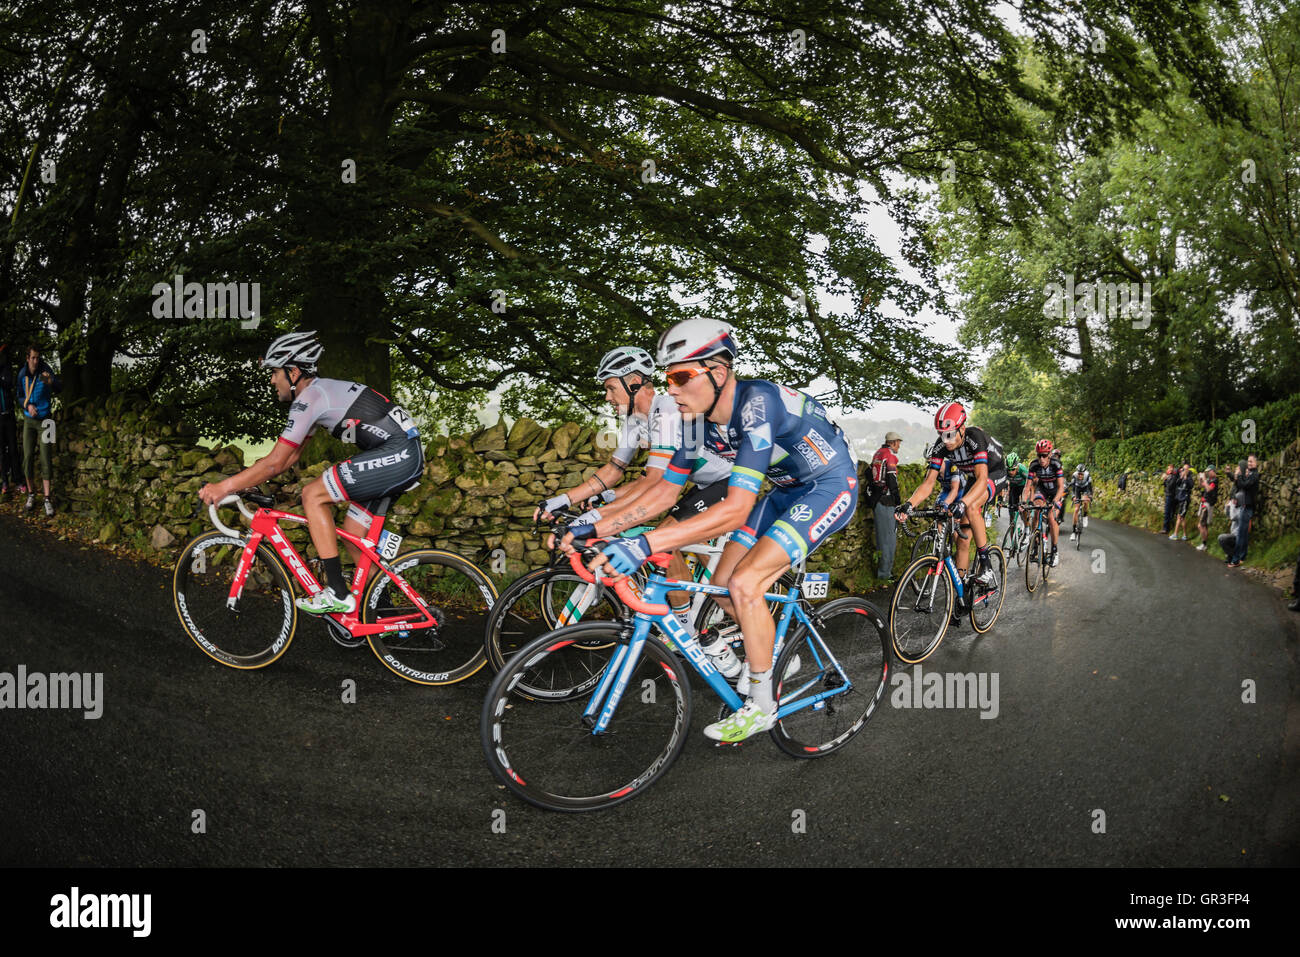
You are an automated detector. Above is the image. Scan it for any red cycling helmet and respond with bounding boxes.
[934,401,967,432]
[1035,439,1053,455]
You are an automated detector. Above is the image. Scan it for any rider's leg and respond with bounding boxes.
[302,477,348,595]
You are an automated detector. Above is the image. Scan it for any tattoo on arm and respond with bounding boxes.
[611,505,647,534]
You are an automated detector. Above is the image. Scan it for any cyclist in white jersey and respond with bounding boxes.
[199,331,423,614]
[535,347,677,521]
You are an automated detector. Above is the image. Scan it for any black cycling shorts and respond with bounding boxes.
[667,480,728,520]
[324,435,424,507]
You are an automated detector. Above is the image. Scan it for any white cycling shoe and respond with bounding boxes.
[296,588,356,615]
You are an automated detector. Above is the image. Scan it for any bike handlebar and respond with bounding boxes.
[208,494,257,538]
[567,549,670,617]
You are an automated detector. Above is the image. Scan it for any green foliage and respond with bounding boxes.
[1090,393,1300,473]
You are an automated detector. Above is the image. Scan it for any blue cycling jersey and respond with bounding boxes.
[667,380,855,493]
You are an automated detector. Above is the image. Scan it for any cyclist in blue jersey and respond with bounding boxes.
[562,346,732,630]
[199,332,423,615]
[584,319,859,743]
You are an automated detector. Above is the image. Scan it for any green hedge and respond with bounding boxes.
[1090,393,1300,476]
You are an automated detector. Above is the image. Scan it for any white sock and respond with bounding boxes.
[748,670,774,713]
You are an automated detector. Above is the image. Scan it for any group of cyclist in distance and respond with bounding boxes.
[195,321,1084,744]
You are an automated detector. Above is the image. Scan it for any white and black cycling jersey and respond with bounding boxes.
[279,378,418,451]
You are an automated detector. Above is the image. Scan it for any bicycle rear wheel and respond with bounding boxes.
[969,545,1006,633]
[770,598,891,757]
[173,531,297,669]
[362,549,497,685]
[889,555,953,664]
[481,622,691,812]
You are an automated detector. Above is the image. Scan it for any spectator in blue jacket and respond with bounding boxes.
[16,342,61,515]
[1226,456,1259,568]
[0,341,20,495]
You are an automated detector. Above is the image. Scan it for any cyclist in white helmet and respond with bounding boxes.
[199,331,424,615]
[534,346,673,523]
[560,346,733,630]
[581,319,859,743]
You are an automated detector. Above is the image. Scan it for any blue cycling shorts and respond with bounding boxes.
[732,472,858,564]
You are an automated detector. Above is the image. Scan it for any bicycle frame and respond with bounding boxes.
[552,531,735,627]
[578,569,854,736]
[224,505,439,639]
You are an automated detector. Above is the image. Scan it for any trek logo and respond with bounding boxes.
[808,491,851,542]
[355,449,411,471]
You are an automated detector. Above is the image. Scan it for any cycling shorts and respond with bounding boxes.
[324,435,424,507]
[667,480,727,521]
[732,473,858,564]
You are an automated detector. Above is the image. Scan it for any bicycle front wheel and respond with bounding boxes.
[484,565,622,674]
[969,545,1007,634]
[770,598,891,758]
[481,622,691,812]
[173,531,297,669]
[1025,530,1042,593]
[889,555,953,664]
[362,549,497,685]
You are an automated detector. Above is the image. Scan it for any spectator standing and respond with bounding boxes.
[1194,466,1217,551]
[1161,465,1177,534]
[1227,455,1259,568]
[1170,463,1194,540]
[869,431,903,580]
[0,341,20,495]
[16,343,61,516]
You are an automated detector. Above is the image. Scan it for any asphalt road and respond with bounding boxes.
[1,510,1296,866]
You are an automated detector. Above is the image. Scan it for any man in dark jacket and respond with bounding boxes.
[0,341,20,494]
[870,431,903,579]
[1226,456,1259,567]
[1161,465,1177,534]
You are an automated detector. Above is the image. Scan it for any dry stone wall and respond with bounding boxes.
[45,393,895,591]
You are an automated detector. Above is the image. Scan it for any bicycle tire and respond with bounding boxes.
[362,549,498,686]
[173,531,297,669]
[484,565,623,674]
[481,622,691,812]
[889,555,953,664]
[968,545,1007,633]
[770,597,891,758]
[910,529,939,564]
[1025,526,1042,593]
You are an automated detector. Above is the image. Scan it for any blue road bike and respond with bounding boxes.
[480,547,891,811]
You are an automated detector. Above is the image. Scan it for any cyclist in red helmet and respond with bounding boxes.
[1025,439,1065,566]
[895,401,1006,627]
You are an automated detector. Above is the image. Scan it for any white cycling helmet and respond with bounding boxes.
[656,319,738,366]
[263,330,323,373]
[595,346,655,382]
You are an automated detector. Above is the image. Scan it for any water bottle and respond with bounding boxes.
[698,627,742,678]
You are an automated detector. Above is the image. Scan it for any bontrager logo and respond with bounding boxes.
[50,887,151,937]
